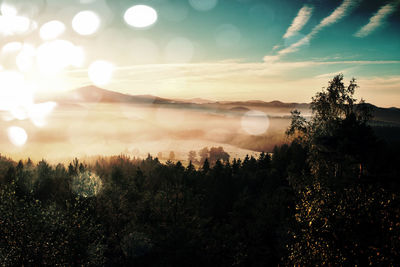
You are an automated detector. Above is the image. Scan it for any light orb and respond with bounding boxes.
[124,5,158,28]
[36,40,84,74]
[189,0,218,11]
[0,3,17,16]
[0,14,31,35]
[40,20,66,40]
[88,60,114,86]
[72,10,100,35]
[241,110,270,135]
[16,44,36,72]
[7,126,28,146]
[2,42,22,54]
[0,71,33,111]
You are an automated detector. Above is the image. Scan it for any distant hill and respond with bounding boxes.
[58,86,175,105]
[229,106,251,113]
[173,97,216,104]
[60,86,311,108]
[53,86,400,126]
[218,99,310,109]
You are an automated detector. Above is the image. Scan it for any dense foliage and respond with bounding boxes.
[1,75,399,266]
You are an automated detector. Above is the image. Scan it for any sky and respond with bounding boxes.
[0,0,400,107]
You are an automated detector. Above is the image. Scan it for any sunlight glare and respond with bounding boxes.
[0,14,31,35]
[0,3,17,16]
[241,110,270,135]
[7,126,28,146]
[71,46,85,67]
[28,102,57,127]
[0,71,33,112]
[16,44,36,72]
[40,20,66,40]
[72,10,100,35]
[88,60,114,86]
[36,40,85,74]
[2,42,22,54]
[124,5,158,28]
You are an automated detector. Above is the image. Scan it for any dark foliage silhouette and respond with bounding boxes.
[0,75,399,265]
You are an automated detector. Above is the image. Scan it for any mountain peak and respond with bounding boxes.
[68,86,174,105]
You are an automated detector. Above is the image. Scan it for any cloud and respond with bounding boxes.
[272,45,281,50]
[70,60,400,79]
[354,0,400,38]
[283,5,313,39]
[267,0,361,61]
[314,0,360,30]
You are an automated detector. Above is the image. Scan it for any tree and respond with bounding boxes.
[169,151,176,161]
[285,74,399,265]
[187,150,198,164]
[198,147,209,165]
[209,147,230,164]
[286,74,374,181]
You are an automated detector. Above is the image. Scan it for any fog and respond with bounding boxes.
[0,102,304,162]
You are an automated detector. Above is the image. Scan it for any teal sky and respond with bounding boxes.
[1,0,400,106]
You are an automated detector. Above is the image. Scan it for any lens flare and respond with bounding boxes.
[0,14,31,35]
[124,5,158,28]
[88,60,114,86]
[2,42,22,54]
[36,40,85,74]
[72,171,102,197]
[0,3,17,16]
[7,126,28,146]
[72,10,100,35]
[189,0,218,11]
[160,3,188,22]
[241,110,270,135]
[28,102,57,127]
[1,0,45,18]
[40,20,66,40]
[0,71,33,111]
[16,44,36,72]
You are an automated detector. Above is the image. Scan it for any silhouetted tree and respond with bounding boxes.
[169,151,175,161]
[285,74,399,265]
[209,146,230,165]
[187,150,198,164]
[199,147,209,165]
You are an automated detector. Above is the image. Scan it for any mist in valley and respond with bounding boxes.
[0,99,301,162]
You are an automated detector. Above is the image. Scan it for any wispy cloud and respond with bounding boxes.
[272,45,281,51]
[266,0,361,62]
[354,0,400,38]
[283,5,313,39]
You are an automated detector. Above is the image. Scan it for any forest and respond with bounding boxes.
[1,74,400,266]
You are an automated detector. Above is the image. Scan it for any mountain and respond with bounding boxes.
[53,86,400,125]
[217,99,310,109]
[58,86,311,108]
[173,97,216,104]
[58,86,176,105]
